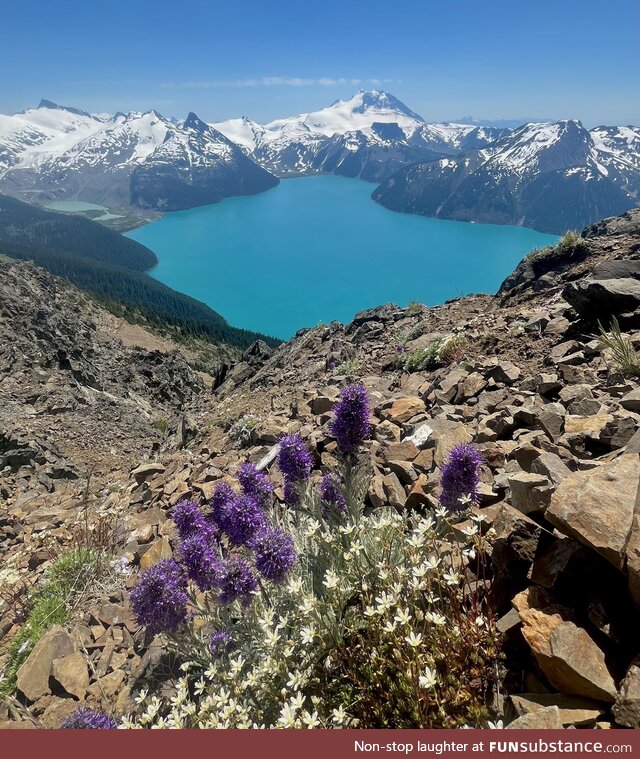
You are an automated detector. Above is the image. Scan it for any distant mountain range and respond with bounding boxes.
[0,101,277,210]
[0,92,638,233]
[212,91,509,182]
[373,119,640,233]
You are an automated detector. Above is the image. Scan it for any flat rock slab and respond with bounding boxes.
[547,454,640,570]
[507,705,563,729]
[513,587,617,703]
[510,692,604,726]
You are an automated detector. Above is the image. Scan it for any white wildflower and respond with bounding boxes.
[300,626,316,645]
[323,569,339,590]
[302,710,321,728]
[418,666,438,689]
[404,632,423,648]
[394,608,412,626]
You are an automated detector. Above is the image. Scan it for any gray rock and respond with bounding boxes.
[563,277,640,318]
[530,452,572,485]
[621,389,640,413]
[507,706,564,729]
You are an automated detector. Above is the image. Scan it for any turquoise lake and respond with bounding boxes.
[126,176,558,339]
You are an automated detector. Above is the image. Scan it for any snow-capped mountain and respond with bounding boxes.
[212,90,507,181]
[130,113,279,210]
[373,119,640,234]
[0,100,107,171]
[0,101,277,210]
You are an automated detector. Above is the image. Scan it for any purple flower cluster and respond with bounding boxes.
[209,629,235,656]
[278,433,313,504]
[131,451,300,634]
[319,472,346,515]
[252,527,297,583]
[238,461,273,509]
[179,533,220,591]
[224,494,268,546]
[330,383,371,457]
[173,499,217,542]
[209,482,236,533]
[61,708,117,729]
[439,443,483,511]
[130,559,188,636]
[217,557,258,606]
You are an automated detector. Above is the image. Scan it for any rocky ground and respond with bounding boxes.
[2,209,640,728]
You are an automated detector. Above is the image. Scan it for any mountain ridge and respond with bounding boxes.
[373,119,640,233]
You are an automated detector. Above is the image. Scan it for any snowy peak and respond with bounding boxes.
[184,111,209,133]
[486,119,596,176]
[294,90,425,137]
[36,99,94,119]
[209,117,266,154]
[347,90,424,120]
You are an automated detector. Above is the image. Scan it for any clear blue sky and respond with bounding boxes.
[3,0,639,126]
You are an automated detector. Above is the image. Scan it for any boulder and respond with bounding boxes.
[621,389,640,413]
[512,588,617,703]
[613,658,640,728]
[510,693,603,727]
[508,472,552,515]
[16,626,74,702]
[384,397,425,424]
[563,277,640,319]
[51,651,89,699]
[434,424,473,467]
[403,423,434,449]
[546,454,640,570]
[530,452,571,485]
[140,536,172,570]
[131,462,165,484]
[507,706,563,729]
[380,441,419,463]
[383,472,406,508]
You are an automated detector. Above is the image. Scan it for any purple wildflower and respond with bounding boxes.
[252,527,297,583]
[179,533,221,591]
[224,494,268,546]
[209,481,236,532]
[61,708,117,729]
[319,472,347,515]
[439,443,483,511]
[172,499,216,542]
[238,461,273,509]
[130,559,188,635]
[209,630,235,656]
[217,557,258,606]
[330,383,371,457]
[283,477,302,505]
[277,434,313,481]
[278,434,313,505]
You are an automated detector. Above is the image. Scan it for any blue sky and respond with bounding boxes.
[3,0,639,126]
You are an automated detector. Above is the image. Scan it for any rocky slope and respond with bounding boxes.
[373,121,640,233]
[2,209,640,728]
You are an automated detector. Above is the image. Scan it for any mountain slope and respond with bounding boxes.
[0,101,278,210]
[0,195,279,349]
[0,193,156,270]
[373,120,639,233]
